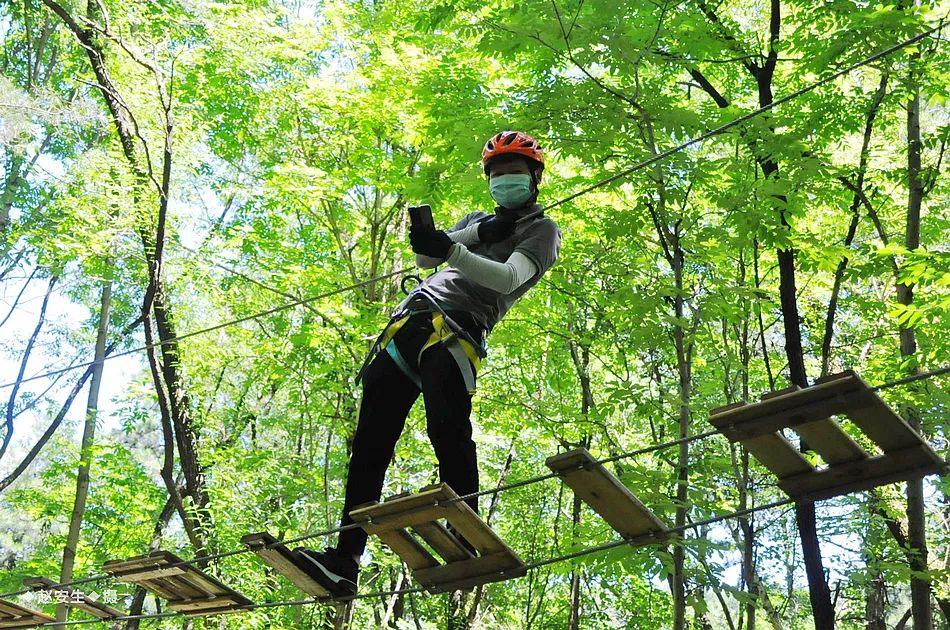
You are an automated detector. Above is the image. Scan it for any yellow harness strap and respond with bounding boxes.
[380,314,410,349]
[421,312,482,372]
[379,312,481,393]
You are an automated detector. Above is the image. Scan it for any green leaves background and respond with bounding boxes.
[0,0,948,627]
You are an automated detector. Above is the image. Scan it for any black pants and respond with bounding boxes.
[336,311,483,557]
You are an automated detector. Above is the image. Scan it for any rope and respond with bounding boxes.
[0,427,721,599]
[870,364,950,391]
[2,12,947,618]
[1,15,945,392]
[4,362,949,600]
[34,497,796,627]
[7,358,948,600]
[0,267,412,390]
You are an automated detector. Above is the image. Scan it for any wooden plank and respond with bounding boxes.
[792,419,868,465]
[146,579,191,602]
[778,445,947,500]
[375,528,440,571]
[349,486,449,530]
[0,598,55,628]
[761,385,801,400]
[102,551,176,575]
[413,551,524,592]
[546,448,668,540]
[845,391,925,452]
[412,522,474,563]
[708,401,747,416]
[104,551,252,612]
[109,565,187,582]
[101,555,154,574]
[351,484,498,554]
[22,577,124,619]
[158,576,205,599]
[441,503,508,556]
[428,564,529,594]
[355,484,522,576]
[351,502,447,535]
[172,566,236,597]
[709,373,864,440]
[0,601,37,616]
[740,433,813,478]
[167,595,243,613]
[21,577,58,590]
[815,370,857,384]
[241,532,332,598]
[131,579,179,601]
[625,529,673,548]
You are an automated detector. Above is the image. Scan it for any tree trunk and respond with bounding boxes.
[567,492,583,630]
[864,575,886,630]
[691,4,832,622]
[671,245,692,630]
[901,24,931,630]
[39,0,212,556]
[755,4,833,623]
[58,278,112,623]
[567,331,594,630]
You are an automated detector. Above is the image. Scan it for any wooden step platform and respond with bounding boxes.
[241,532,332,599]
[349,483,526,593]
[546,448,669,544]
[22,577,124,620]
[0,598,54,628]
[102,550,252,616]
[708,370,947,501]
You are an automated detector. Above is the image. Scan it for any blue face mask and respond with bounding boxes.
[489,173,533,209]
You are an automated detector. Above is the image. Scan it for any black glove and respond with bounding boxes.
[477,211,516,243]
[410,225,454,259]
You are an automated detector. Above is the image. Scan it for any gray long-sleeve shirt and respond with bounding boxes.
[410,204,562,332]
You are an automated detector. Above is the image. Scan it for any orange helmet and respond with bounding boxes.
[482,131,544,175]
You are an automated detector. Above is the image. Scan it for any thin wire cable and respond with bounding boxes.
[516,497,797,575]
[35,497,796,627]
[0,266,412,390]
[3,11,948,613]
[517,14,949,222]
[5,362,948,599]
[36,586,430,627]
[870,364,950,391]
[0,427,723,599]
[1,15,946,392]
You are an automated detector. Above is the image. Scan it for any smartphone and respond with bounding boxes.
[408,204,434,230]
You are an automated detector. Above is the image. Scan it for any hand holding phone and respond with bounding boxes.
[408,204,434,230]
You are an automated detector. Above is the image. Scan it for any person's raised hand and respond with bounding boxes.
[409,225,454,259]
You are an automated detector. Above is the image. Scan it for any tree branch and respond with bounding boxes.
[0,275,55,461]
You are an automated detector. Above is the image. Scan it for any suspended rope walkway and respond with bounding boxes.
[3,364,947,608]
[34,497,797,628]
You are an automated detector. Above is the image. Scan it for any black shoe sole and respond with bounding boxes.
[294,549,358,598]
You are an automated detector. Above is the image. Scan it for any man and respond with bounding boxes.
[296,130,561,596]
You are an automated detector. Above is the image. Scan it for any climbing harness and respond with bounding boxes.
[355,287,488,394]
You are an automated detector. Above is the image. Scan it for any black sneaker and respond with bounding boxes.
[294,547,359,598]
